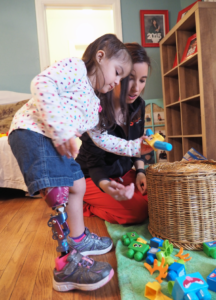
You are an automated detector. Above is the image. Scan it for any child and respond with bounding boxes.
[8,34,150,292]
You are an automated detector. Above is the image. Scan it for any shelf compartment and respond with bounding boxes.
[166,104,182,136]
[179,52,198,68]
[176,30,196,65]
[164,75,179,105]
[161,43,176,74]
[168,137,183,162]
[164,66,178,77]
[179,65,199,100]
[183,136,203,156]
[181,98,201,135]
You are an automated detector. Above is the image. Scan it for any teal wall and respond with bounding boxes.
[0,0,40,93]
[0,0,202,96]
[120,0,182,100]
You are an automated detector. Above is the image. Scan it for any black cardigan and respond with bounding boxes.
[76,96,145,188]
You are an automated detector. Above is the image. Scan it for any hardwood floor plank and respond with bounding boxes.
[0,199,26,234]
[0,198,42,271]
[0,231,35,300]
[9,214,50,300]
[0,195,121,300]
[31,231,55,300]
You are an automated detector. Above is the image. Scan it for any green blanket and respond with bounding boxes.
[105,220,216,300]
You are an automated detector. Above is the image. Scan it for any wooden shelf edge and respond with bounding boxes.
[166,101,180,107]
[179,52,198,67]
[164,66,178,77]
[181,94,200,102]
[183,134,202,138]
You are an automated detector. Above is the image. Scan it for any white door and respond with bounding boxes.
[46,8,115,64]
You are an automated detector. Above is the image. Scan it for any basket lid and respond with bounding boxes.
[147,160,216,174]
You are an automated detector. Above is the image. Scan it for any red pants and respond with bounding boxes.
[83,169,148,224]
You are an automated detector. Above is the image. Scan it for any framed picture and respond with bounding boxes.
[177,0,201,23]
[145,104,152,126]
[181,33,197,62]
[172,53,177,68]
[140,10,169,47]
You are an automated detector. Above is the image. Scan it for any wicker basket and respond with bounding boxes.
[146,160,216,250]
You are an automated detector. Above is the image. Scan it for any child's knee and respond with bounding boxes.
[69,177,86,196]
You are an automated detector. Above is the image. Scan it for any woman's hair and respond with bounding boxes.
[82,34,132,132]
[151,17,158,27]
[123,42,151,123]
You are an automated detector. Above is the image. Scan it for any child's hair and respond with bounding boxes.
[124,43,151,123]
[82,34,132,132]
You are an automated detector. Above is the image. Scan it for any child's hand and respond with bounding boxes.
[56,136,79,158]
[99,180,134,201]
[140,136,153,155]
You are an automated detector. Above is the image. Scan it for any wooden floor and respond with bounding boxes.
[0,188,121,300]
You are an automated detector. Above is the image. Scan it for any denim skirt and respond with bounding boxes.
[9,129,84,196]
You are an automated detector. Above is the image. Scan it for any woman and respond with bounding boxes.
[76,43,151,224]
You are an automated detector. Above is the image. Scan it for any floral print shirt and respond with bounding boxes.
[9,57,141,157]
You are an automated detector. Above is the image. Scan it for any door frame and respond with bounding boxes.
[35,0,123,71]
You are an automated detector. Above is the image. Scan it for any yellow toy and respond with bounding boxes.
[145,281,172,300]
[144,129,172,151]
[0,133,7,138]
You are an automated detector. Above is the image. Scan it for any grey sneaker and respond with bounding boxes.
[67,227,113,256]
[53,249,114,292]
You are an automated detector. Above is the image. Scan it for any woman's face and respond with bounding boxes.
[153,20,157,26]
[126,62,149,104]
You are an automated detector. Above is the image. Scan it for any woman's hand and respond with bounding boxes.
[56,133,81,158]
[136,172,147,194]
[140,136,154,155]
[99,180,135,201]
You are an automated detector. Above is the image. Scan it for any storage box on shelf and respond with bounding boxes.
[160,1,216,162]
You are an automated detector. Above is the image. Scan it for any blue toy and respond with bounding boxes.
[150,237,164,248]
[207,268,216,292]
[146,247,160,265]
[167,262,186,282]
[168,272,211,300]
[145,129,172,151]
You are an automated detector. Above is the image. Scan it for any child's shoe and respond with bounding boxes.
[53,249,114,291]
[67,227,113,256]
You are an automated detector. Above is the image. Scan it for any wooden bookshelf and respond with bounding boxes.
[160,1,216,162]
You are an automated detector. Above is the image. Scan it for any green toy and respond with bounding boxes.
[121,232,140,246]
[203,241,216,259]
[156,240,174,266]
[126,241,149,261]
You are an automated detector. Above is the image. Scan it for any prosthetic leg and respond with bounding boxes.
[40,187,70,257]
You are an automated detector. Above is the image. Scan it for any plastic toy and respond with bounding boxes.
[168,272,211,300]
[167,262,186,282]
[145,129,172,151]
[150,237,164,248]
[144,281,172,300]
[0,133,7,138]
[174,247,192,262]
[126,241,149,261]
[144,257,168,283]
[121,232,140,246]
[156,240,175,266]
[146,247,160,265]
[206,268,216,292]
[203,241,216,259]
[137,237,147,244]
